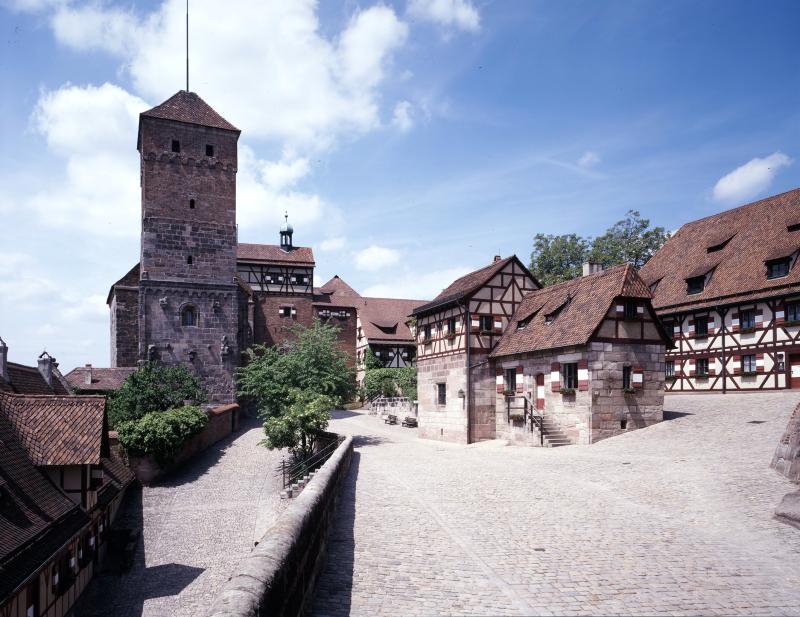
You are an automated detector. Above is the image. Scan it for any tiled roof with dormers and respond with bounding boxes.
[64,366,135,392]
[0,392,107,466]
[492,264,661,358]
[237,243,315,266]
[141,90,239,132]
[640,188,800,312]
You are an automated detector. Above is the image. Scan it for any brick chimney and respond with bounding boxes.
[582,262,603,277]
[493,255,502,263]
[0,337,8,383]
[38,351,56,388]
[84,363,93,386]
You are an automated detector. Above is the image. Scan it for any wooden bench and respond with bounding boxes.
[402,417,418,428]
[384,414,398,425]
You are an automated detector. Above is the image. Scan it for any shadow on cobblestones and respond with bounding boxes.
[352,435,391,449]
[310,451,359,616]
[332,408,363,420]
[662,409,694,421]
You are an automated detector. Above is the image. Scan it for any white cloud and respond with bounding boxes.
[354,245,401,271]
[51,0,409,147]
[0,0,64,12]
[319,237,347,251]
[362,266,471,299]
[392,100,414,132]
[407,0,480,33]
[577,151,601,168]
[712,152,792,204]
[261,153,311,193]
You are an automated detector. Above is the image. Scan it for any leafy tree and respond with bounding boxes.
[261,390,335,459]
[364,347,382,370]
[116,405,208,464]
[237,320,356,418]
[588,210,670,269]
[108,362,206,428]
[363,367,417,400]
[529,233,590,286]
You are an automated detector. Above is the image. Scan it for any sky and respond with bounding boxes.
[1,0,799,371]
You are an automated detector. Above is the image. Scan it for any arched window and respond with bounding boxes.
[181,306,197,327]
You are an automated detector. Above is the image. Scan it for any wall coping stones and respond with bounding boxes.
[207,433,354,617]
[771,402,800,483]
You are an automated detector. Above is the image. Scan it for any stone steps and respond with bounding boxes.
[539,419,572,447]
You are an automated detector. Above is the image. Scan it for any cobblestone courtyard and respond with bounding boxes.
[312,393,800,616]
[75,417,286,617]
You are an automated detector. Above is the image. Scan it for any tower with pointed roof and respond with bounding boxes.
[136,90,241,402]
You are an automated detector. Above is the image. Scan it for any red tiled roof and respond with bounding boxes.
[319,275,361,297]
[237,243,315,265]
[0,362,71,395]
[640,188,800,312]
[0,392,107,466]
[492,264,659,357]
[141,90,239,132]
[357,297,427,343]
[64,366,135,392]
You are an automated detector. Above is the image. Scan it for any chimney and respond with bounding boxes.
[582,262,603,277]
[38,351,55,388]
[493,255,502,263]
[0,337,8,383]
[84,363,93,386]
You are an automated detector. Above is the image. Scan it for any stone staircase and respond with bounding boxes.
[537,416,572,448]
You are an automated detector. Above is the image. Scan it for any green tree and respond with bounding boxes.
[588,210,670,269]
[107,362,206,428]
[363,367,417,400]
[529,233,590,286]
[237,320,356,418]
[261,390,335,459]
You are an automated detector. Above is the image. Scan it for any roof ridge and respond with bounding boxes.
[679,187,800,228]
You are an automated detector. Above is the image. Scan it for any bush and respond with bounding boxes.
[261,390,334,459]
[116,406,208,464]
[108,362,206,427]
[363,367,417,401]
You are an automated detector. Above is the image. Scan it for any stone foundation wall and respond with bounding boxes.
[772,403,800,483]
[417,354,469,443]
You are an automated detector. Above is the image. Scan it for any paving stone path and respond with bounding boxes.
[75,416,286,617]
[312,394,800,616]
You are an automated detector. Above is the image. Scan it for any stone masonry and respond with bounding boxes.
[417,355,469,443]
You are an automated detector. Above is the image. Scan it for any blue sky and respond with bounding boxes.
[1,0,799,371]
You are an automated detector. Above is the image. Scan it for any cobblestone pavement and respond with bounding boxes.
[312,394,800,616]
[75,416,286,617]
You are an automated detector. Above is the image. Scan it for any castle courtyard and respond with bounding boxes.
[312,393,800,616]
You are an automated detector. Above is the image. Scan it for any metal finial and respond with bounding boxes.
[186,0,189,91]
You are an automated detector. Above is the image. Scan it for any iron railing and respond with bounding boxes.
[280,434,344,489]
[505,393,544,446]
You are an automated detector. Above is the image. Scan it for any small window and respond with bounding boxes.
[788,301,800,322]
[777,352,785,372]
[187,255,193,265]
[665,360,674,378]
[517,315,532,330]
[171,139,180,153]
[479,315,493,332]
[206,144,214,157]
[767,258,791,279]
[423,324,432,341]
[189,199,195,209]
[695,316,708,337]
[696,358,709,376]
[281,306,292,318]
[687,276,705,295]
[622,366,632,389]
[561,363,578,389]
[742,354,756,374]
[447,317,457,335]
[624,300,638,320]
[504,368,516,392]
[663,320,674,340]
[437,383,446,406]
[181,306,196,326]
[740,309,755,330]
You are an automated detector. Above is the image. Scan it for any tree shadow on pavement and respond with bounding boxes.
[331,408,364,420]
[308,451,360,616]
[352,434,390,448]
[663,410,695,421]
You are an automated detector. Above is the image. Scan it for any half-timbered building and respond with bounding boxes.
[411,255,540,443]
[640,188,800,393]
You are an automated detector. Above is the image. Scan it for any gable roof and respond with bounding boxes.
[0,392,107,466]
[319,275,361,297]
[237,243,315,266]
[412,255,540,316]
[358,297,427,343]
[640,188,800,312]
[0,362,71,396]
[492,264,659,358]
[0,415,89,600]
[64,366,135,392]
[140,90,239,132]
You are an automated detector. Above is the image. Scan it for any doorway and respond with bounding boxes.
[790,354,800,388]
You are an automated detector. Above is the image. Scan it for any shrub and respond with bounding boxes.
[108,362,206,427]
[363,367,417,401]
[261,390,334,459]
[116,406,208,464]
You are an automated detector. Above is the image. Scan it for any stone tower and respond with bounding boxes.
[137,90,240,403]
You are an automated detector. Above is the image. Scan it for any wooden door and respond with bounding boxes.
[536,373,545,410]
[790,355,800,388]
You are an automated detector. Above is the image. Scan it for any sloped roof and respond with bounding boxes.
[64,366,135,392]
[106,262,140,305]
[0,392,107,466]
[412,256,539,316]
[0,362,71,395]
[640,188,800,312]
[358,297,427,343]
[492,264,657,357]
[319,275,361,297]
[0,415,89,599]
[237,243,315,265]
[141,90,239,132]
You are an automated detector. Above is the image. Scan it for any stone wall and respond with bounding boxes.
[417,354,469,443]
[471,361,496,441]
[207,434,354,617]
[772,402,800,483]
[110,285,139,368]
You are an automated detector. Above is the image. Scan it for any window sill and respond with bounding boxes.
[559,388,576,396]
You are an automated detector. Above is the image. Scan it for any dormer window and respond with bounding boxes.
[686,276,705,295]
[624,300,638,320]
[206,144,214,157]
[788,223,800,232]
[767,258,791,279]
[706,233,735,253]
[517,315,532,330]
[171,139,180,153]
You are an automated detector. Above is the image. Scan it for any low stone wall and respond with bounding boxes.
[207,434,354,617]
[771,402,800,483]
[128,403,240,485]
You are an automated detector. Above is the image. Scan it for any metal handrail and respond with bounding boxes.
[280,434,344,489]
[505,393,544,446]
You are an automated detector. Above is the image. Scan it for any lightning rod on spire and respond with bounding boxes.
[186,0,189,92]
